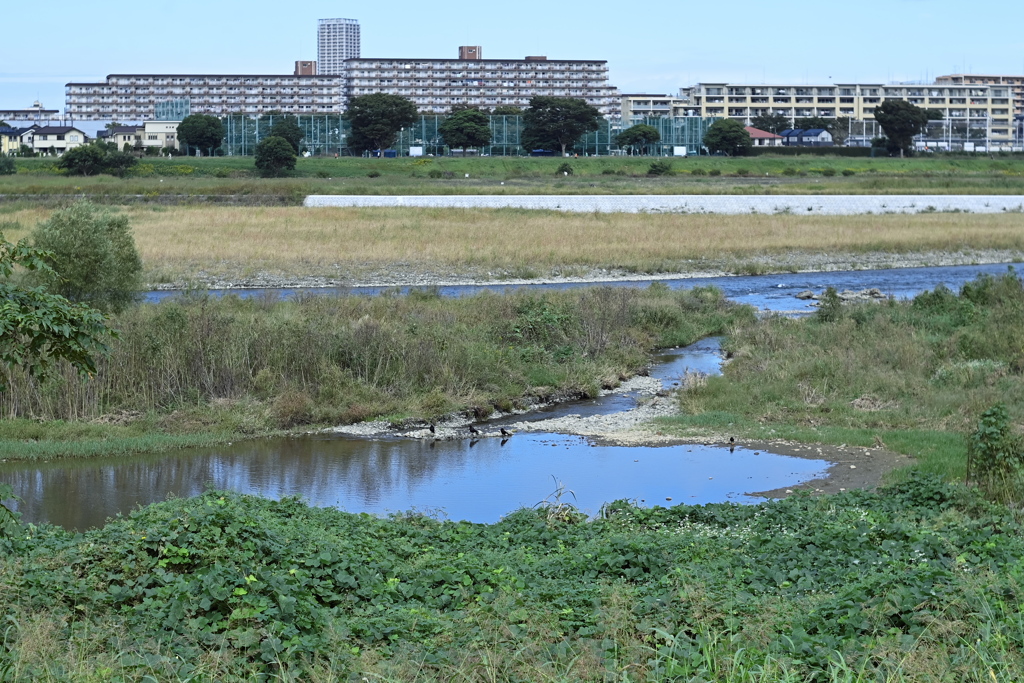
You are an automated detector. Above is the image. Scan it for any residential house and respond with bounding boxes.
[27,126,89,155]
[100,125,142,151]
[779,128,833,147]
[0,126,36,155]
[744,126,782,147]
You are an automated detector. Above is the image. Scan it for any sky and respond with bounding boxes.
[2,0,1023,116]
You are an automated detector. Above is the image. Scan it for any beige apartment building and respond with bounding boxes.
[620,94,691,120]
[65,74,344,120]
[344,48,621,116]
[935,74,1024,117]
[680,82,1015,143]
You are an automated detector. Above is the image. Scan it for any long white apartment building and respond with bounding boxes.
[344,48,620,116]
[65,74,344,121]
[680,82,1015,141]
[318,18,360,74]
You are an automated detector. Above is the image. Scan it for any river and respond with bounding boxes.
[4,262,1018,530]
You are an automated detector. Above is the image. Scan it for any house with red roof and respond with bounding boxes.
[745,126,783,147]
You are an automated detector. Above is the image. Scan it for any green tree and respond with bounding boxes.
[0,156,14,176]
[58,143,137,177]
[491,105,522,115]
[749,112,790,134]
[615,124,661,155]
[268,116,304,154]
[521,96,601,156]
[873,100,932,157]
[30,202,142,313]
[57,144,106,175]
[439,108,492,151]
[177,114,224,156]
[703,119,752,156]
[0,232,112,389]
[345,93,418,155]
[254,135,297,177]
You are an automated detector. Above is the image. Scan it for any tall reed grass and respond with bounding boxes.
[669,271,1024,483]
[0,285,751,443]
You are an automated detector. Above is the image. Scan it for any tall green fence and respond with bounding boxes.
[219,115,716,157]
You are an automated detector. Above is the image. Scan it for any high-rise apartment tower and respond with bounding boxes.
[318,18,360,74]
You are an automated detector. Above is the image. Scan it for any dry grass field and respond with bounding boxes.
[3,204,1024,284]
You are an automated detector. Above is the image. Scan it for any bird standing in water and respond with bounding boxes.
[500,428,512,437]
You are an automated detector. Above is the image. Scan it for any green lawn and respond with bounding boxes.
[2,154,1023,198]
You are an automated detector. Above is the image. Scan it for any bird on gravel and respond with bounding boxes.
[428,424,436,435]
[468,424,480,436]
[500,428,512,437]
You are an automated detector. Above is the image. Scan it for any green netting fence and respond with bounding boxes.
[219,115,716,157]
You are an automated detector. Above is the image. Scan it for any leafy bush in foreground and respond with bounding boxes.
[1,476,1022,680]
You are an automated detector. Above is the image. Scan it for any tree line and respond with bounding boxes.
[50,96,943,177]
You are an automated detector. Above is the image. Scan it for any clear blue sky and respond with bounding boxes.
[2,0,1022,114]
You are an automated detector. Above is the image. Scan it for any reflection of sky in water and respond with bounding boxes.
[146,262,1019,313]
[12,263,1015,531]
[2,435,828,530]
[0,339,834,531]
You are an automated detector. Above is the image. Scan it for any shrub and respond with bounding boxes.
[30,201,143,313]
[782,167,798,176]
[600,168,617,175]
[556,162,574,176]
[647,160,673,176]
[842,169,856,176]
[821,168,837,177]
[708,168,721,176]
[315,170,331,179]
[968,404,1024,500]
[690,167,707,176]
[427,168,444,179]
[0,156,15,175]
[735,168,749,176]
[815,286,843,323]
[367,170,381,178]
[254,136,297,177]
[58,144,138,177]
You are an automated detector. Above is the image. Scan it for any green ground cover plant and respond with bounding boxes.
[1,477,1022,681]
[0,285,751,459]
[665,271,1024,484]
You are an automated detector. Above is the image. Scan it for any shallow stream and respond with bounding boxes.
[6,263,1017,530]
[2,339,829,530]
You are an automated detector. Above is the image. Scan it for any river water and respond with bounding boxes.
[5,262,1018,530]
[146,262,1020,314]
[2,339,830,530]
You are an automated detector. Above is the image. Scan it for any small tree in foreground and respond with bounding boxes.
[254,135,297,177]
[0,156,14,175]
[31,201,142,313]
[0,232,112,390]
[703,119,752,156]
[967,404,1024,502]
